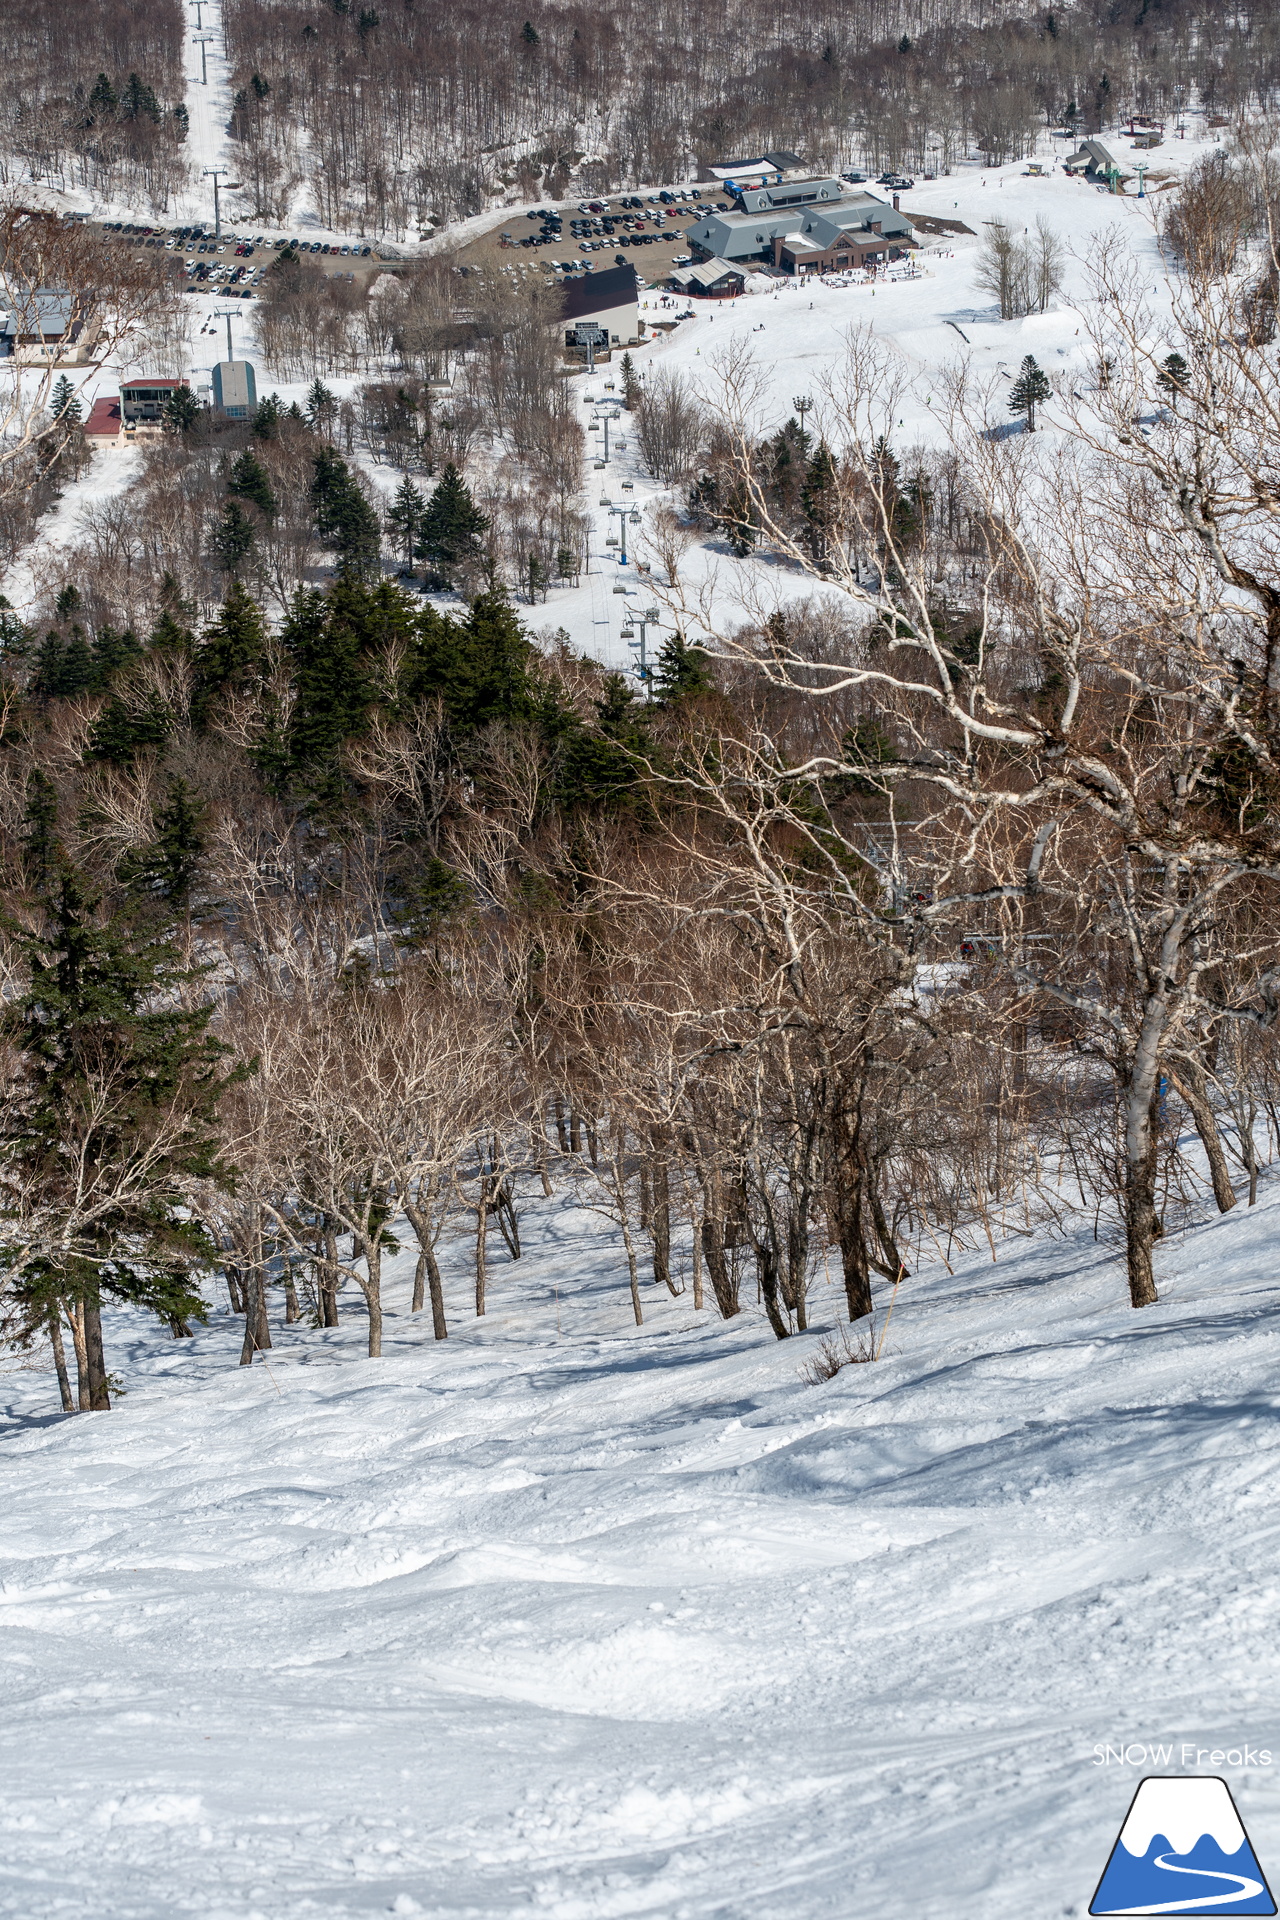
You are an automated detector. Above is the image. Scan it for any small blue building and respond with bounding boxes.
[212,359,258,418]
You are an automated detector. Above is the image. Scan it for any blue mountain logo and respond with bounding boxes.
[1091,1777,1275,1916]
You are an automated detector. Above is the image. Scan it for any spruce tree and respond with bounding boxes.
[162,385,199,433]
[118,781,205,907]
[281,585,375,804]
[87,73,118,120]
[50,376,82,426]
[400,592,536,731]
[121,73,161,122]
[801,442,838,563]
[0,596,30,662]
[305,379,337,433]
[88,688,172,767]
[252,394,280,440]
[417,464,488,586]
[0,787,241,1409]
[386,476,426,572]
[1157,351,1189,404]
[652,632,712,705]
[311,450,381,581]
[192,584,268,728]
[1008,354,1052,432]
[32,628,97,699]
[228,449,276,520]
[209,499,256,578]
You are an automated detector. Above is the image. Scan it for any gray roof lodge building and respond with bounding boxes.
[684,177,915,275]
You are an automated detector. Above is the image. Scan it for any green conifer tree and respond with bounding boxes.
[0,787,241,1409]
[91,625,143,684]
[118,781,205,907]
[32,628,97,699]
[88,688,173,766]
[1156,351,1189,404]
[191,584,268,729]
[0,596,30,661]
[417,464,488,585]
[386,476,426,572]
[305,379,337,432]
[87,73,118,120]
[1008,354,1052,432]
[209,499,256,577]
[652,632,713,705]
[162,385,200,433]
[50,376,82,426]
[311,450,381,581]
[281,585,376,805]
[121,73,161,122]
[228,449,276,521]
[801,442,838,563]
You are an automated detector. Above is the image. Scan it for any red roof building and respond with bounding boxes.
[84,396,122,439]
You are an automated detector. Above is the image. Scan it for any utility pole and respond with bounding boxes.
[193,32,214,84]
[203,168,240,245]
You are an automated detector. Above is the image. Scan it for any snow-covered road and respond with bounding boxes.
[3,1175,1279,1919]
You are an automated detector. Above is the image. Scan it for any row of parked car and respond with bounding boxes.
[99,220,377,259]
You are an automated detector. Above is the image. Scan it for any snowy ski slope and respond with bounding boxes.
[2,1172,1279,1919]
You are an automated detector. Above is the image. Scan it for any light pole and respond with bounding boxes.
[793,392,813,441]
[621,604,661,696]
[203,168,240,245]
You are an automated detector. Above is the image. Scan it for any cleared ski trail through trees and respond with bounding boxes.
[2,1178,1280,1919]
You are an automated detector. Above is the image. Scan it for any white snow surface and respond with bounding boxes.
[3,1169,1280,1919]
[1119,1778,1246,1858]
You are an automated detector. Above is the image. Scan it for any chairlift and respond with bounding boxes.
[621,480,634,492]
[612,584,628,594]
[621,624,636,638]
[605,534,619,546]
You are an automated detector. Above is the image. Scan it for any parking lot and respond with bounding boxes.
[90,219,399,299]
[450,188,731,290]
